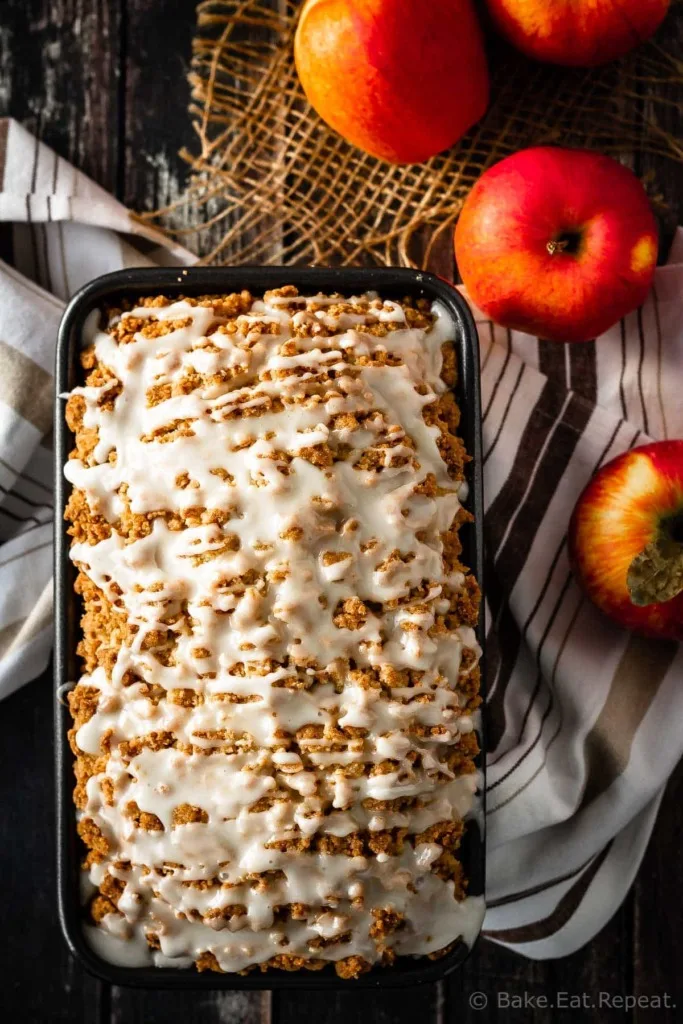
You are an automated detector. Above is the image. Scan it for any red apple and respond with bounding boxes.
[569,441,683,641]
[294,0,489,164]
[454,146,658,343]
[486,0,669,67]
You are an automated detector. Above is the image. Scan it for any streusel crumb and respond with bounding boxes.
[64,288,482,977]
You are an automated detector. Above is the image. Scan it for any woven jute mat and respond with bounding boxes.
[144,0,683,268]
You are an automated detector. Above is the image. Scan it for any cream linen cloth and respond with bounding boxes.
[0,117,681,959]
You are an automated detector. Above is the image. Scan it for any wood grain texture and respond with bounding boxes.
[111,987,270,1024]
[632,760,683,1021]
[0,672,107,1023]
[0,0,122,192]
[274,980,443,1024]
[0,0,681,1020]
[121,0,195,213]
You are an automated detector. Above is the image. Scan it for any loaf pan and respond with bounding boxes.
[54,266,485,989]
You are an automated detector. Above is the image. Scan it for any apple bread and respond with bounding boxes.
[63,286,483,978]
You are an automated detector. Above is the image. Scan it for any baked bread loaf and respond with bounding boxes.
[64,287,483,977]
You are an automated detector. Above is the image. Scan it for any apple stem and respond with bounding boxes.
[547,239,570,256]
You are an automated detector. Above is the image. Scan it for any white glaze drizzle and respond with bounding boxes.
[65,291,484,973]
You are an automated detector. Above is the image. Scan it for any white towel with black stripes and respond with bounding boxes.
[0,117,680,960]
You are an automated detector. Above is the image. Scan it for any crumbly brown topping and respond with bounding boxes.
[65,288,482,978]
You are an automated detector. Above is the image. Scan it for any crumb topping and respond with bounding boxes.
[65,288,483,978]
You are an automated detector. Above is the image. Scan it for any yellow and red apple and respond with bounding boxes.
[486,0,669,67]
[294,0,490,164]
[454,146,658,343]
[569,442,683,641]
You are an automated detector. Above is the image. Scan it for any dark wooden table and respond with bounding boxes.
[1,1,682,1021]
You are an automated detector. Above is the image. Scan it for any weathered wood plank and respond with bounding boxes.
[0,0,122,194]
[633,760,683,1022]
[0,671,107,1022]
[273,981,442,1024]
[121,0,195,214]
[110,987,270,1024]
[119,0,290,263]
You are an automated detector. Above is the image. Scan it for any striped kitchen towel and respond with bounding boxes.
[0,116,681,959]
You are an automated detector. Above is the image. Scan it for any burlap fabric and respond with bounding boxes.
[145,0,683,267]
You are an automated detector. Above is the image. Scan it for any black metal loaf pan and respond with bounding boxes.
[54,266,485,989]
